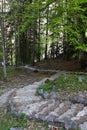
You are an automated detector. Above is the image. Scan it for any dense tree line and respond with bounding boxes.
[0,0,87,77]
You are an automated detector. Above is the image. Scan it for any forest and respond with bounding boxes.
[0,0,87,77]
[0,1,87,130]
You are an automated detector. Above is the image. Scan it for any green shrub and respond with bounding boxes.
[39,80,53,91]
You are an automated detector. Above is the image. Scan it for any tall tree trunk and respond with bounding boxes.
[45,6,49,60]
[37,10,41,62]
[0,0,7,78]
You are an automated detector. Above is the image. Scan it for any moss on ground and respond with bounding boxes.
[38,74,87,92]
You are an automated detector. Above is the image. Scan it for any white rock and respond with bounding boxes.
[79,122,87,130]
[71,107,87,121]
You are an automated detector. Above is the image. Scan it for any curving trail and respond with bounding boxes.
[0,71,87,130]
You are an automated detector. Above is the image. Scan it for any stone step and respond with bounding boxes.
[13,95,41,104]
[35,100,56,118]
[37,100,53,112]
[53,101,71,117]
[21,100,49,116]
[79,122,87,130]
[71,107,87,124]
[5,72,87,130]
[58,103,84,121]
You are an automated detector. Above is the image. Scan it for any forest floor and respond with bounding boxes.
[35,58,87,72]
[1,58,86,95]
[0,68,53,96]
[0,58,87,130]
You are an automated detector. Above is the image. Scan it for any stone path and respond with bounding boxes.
[0,72,87,130]
[23,65,87,74]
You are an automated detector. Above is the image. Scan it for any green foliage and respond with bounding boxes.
[0,108,48,130]
[39,80,53,91]
[1,0,87,66]
[38,74,87,92]
[6,67,21,76]
[55,74,87,92]
[47,0,87,56]
[0,52,2,60]
[0,113,26,130]
[0,67,22,80]
[19,1,40,34]
[76,44,87,52]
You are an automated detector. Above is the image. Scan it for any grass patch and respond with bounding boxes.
[39,80,53,91]
[55,74,87,92]
[0,67,22,80]
[38,74,87,92]
[0,112,27,130]
[6,67,22,76]
[0,108,48,130]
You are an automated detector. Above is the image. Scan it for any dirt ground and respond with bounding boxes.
[35,58,87,71]
[0,58,87,95]
[0,68,53,96]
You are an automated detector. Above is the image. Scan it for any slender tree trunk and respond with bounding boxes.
[38,10,41,62]
[45,6,49,60]
[0,0,7,78]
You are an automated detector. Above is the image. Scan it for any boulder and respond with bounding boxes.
[64,120,78,130]
[70,96,87,105]
[50,92,57,99]
[42,91,49,99]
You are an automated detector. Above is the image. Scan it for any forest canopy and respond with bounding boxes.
[0,0,87,75]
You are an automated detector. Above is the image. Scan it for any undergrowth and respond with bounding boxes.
[39,80,53,91]
[0,67,22,80]
[38,74,87,92]
[0,108,48,130]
